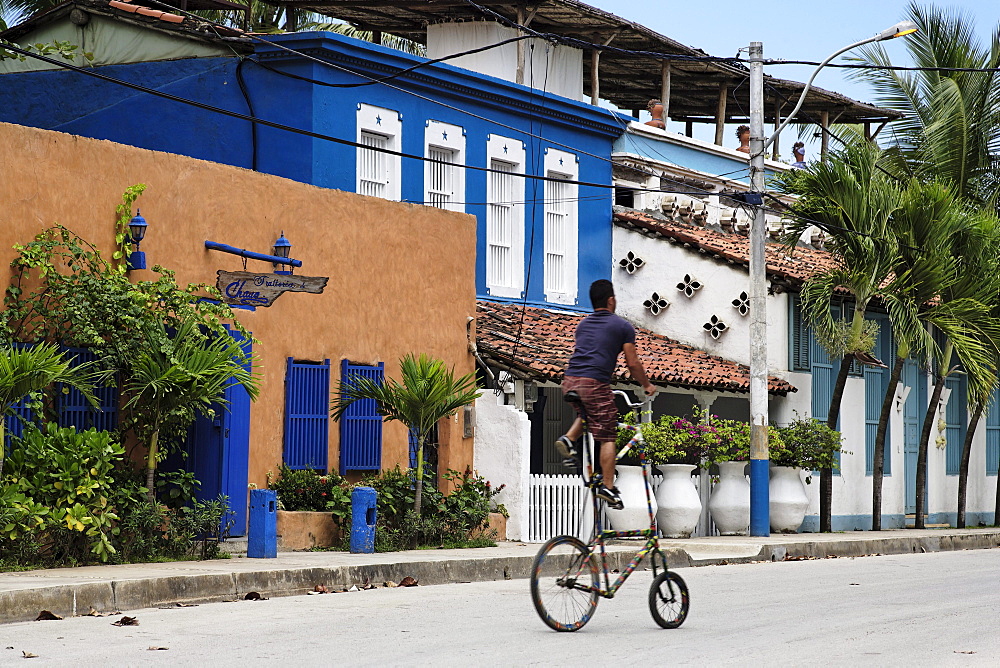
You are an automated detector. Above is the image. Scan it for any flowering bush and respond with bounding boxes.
[267,465,350,513]
[617,408,719,466]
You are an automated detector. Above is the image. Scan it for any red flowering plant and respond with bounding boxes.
[266,464,351,513]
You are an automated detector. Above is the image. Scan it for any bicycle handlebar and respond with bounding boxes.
[613,389,650,409]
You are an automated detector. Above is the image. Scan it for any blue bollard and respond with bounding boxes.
[247,489,278,558]
[350,486,377,554]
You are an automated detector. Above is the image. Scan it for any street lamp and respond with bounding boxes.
[745,21,918,537]
[272,232,291,274]
[127,210,148,271]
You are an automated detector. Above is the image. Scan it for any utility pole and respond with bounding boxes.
[747,41,769,537]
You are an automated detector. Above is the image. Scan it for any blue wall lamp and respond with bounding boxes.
[272,233,292,275]
[126,210,148,270]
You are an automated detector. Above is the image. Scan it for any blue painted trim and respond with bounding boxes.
[749,458,770,536]
[204,240,302,267]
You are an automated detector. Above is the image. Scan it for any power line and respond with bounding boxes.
[764,59,1000,73]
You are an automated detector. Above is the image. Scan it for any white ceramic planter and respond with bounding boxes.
[606,465,656,532]
[708,461,750,535]
[654,464,702,538]
[769,466,809,533]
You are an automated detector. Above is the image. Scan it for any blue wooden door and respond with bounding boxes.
[944,374,967,476]
[987,387,1000,477]
[903,359,926,513]
[185,329,253,536]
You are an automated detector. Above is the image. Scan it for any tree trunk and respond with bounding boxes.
[822,353,853,532]
[413,434,425,516]
[145,428,159,505]
[915,371,947,529]
[872,355,905,531]
[957,400,985,528]
[0,419,5,479]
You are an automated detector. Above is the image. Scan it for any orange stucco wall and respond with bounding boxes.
[0,122,477,488]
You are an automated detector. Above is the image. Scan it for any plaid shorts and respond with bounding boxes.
[562,376,618,441]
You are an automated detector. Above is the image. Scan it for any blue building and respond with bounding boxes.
[0,2,625,311]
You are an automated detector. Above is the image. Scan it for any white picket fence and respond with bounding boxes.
[527,472,715,543]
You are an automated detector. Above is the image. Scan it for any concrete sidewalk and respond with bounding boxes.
[2,527,998,624]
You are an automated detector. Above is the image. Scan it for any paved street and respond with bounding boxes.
[2,549,998,666]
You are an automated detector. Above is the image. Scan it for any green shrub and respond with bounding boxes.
[4,424,123,562]
[267,464,351,513]
[705,419,784,466]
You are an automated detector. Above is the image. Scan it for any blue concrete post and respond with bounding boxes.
[247,489,277,558]
[350,486,377,554]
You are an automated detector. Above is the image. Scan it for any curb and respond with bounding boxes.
[2,532,999,624]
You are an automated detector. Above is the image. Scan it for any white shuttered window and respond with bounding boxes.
[424,121,465,212]
[485,135,525,298]
[359,132,389,198]
[543,149,578,305]
[356,104,401,200]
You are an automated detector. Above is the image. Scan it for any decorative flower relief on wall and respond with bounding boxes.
[732,291,750,317]
[676,274,703,298]
[703,315,728,340]
[618,251,645,274]
[643,292,670,316]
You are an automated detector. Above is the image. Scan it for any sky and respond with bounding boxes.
[586,0,997,154]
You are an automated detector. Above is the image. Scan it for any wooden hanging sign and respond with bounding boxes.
[217,271,329,308]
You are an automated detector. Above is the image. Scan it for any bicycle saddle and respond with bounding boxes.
[563,391,581,404]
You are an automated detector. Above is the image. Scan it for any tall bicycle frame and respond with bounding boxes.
[530,390,690,631]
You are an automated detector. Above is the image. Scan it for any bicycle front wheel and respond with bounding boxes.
[530,535,600,632]
[648,570,689,628]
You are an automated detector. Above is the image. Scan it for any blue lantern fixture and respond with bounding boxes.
[127,210,148,270]
[273,232,291,274]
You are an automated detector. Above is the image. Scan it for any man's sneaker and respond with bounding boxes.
[596,486,624,510]
[555,436,581,470]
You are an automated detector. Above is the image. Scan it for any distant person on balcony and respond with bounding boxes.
[556,280,656,510]
[645,98,666,129]
[736,125,751,153]
[791,142,807,168]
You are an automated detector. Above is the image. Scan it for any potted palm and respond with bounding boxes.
[772,417,843,533]
[646,411,714,538]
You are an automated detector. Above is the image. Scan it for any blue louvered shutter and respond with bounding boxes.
[408,429,418,469]
[864,315,892,476]
[944,374,966,475]
[283,358,330,470]
[3,343,36,452]
[57,346,118,432]
[339,360,384,474]
[987,386,1000,476]
[790,295,811,371]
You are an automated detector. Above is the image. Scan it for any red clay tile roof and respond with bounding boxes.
[613,208,840,288]
[476,300,796,396]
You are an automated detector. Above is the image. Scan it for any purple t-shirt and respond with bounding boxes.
[564,310,636,383]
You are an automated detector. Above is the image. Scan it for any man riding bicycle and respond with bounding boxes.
[557,279,656,510]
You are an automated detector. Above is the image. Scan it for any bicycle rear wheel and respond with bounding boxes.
[648,571,689,629]
[530,535,600,632]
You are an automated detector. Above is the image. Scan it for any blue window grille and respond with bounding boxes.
[944,373,966,476]
[987,387,1000,476]
[339,360,384,474]
[57,346,118,432]
[408,424,439,474]
[283,358,331,470]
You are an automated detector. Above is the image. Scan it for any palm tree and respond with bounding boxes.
[849,3,1000,208]
[775,140,907,532]
[0,341,97,476]
[331,353,479,515]
[123,318,259,503]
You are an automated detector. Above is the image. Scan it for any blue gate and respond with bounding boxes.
[57,346,118,432]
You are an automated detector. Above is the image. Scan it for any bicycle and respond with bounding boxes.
[530,389,690,632]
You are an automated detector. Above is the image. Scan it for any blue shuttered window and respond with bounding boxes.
[283,358,331,470]
[339,360,384,474]
[58,346,118,432]
[987,387,1000,476]
[944,374,966,475]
